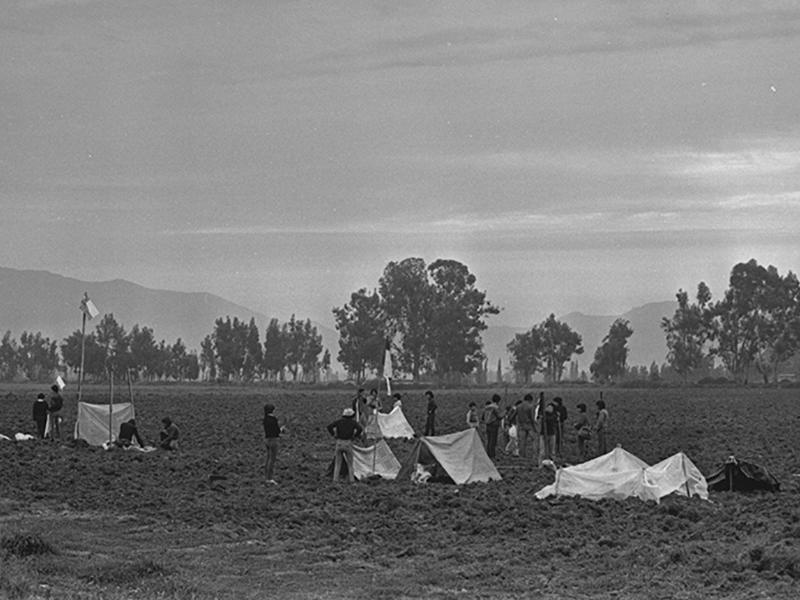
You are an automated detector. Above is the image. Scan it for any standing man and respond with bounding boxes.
[516,393,536,459]
[595,399,609,455]
[327,408,363,483]
[423,390,437,436]
[552,397,568,457]
[482,394,502,460]
[33,393,49,438]
[47,384,64,441]
[262,403,282,485]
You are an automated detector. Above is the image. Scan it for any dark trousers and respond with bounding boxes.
[486,423,500,459]
[34,418,47,439]
[265,438,278,480]
[424,416,435,436]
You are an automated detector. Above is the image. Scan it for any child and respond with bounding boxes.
[466,402,479,429]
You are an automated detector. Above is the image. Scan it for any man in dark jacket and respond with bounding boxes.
[115,419,145,448]
[423,390,437,436]
[481,394,502,459]
[33,393,49,438]
[327,408,363,483]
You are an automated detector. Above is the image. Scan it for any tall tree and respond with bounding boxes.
[242,317,263,382]
[17,331,59,381]
[661,283,713,382]
[95,313,130,378]
[590,319,634,383]
[263,318,286,382]
[200,334,216,381]
[507,328,543,384]
[332,289,385,383]
[299,319,323,383]
[380,258,432,381]
[426,259,499,380]
[539,314,583,382]
[708,260,781,383]
[129,324,159,380]
[0,331,19,381]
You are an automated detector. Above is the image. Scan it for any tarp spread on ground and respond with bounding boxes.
[397,428,501,485]
[535,446,708,503]
[328,439,402,481]
[706,456,780,492]
[74,402,135,447]
[371,406,415,439]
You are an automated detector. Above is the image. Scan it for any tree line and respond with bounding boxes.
[0,313,328,384]
[2,257,797,386]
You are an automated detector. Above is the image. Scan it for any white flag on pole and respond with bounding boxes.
[80,295,100,320]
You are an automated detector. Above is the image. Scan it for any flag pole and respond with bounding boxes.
[108,368,114,444]
[78,293,88,403]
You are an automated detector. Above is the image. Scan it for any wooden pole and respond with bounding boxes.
[108,369,114,444]
[78,307,87,403]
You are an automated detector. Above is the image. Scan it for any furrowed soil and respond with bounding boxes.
[2,384,800,599]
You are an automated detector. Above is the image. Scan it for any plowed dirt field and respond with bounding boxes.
[2,384,800,599]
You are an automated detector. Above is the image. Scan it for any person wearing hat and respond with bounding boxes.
[33,393,49,438]
[326,407,363,483]
[262,403,283,485]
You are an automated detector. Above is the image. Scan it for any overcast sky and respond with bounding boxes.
[2,1,799,328]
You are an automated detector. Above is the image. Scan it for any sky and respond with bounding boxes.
[2,0,800,329]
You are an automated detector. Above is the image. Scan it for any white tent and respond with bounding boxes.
[74,402,135,446]
[398,428,501,485]
[375,405,415,439]
[351,439,402,480]
[535,446,708,503]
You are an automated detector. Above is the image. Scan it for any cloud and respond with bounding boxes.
[295,3,800,76]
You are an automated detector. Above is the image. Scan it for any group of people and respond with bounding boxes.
[112,417,181,451]
[31,387,180,451]
[262,389,609,485]
[468,393,609,465]
[31,384,64,440]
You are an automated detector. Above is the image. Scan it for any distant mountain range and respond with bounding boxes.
[0,266,674,375]
[0,266,339,355]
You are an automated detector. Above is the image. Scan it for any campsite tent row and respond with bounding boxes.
[70,402,772,497]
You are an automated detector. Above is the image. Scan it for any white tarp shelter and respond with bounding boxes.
[74,402,135,446]
[374,405,415,439]
[351,439,402,480]
[398,428,501,485]
[535,446,708,503]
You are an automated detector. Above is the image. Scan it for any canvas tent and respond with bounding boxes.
[328,439,402,481]
[74,402,135,446]
[535,446,708,503]
[706,456,780,492]
[397,428,501,485]
[372,405,415,439]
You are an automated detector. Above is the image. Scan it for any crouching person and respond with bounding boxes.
[115,418,146,448]
[159,417,180,450]
[327,408,363,483]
